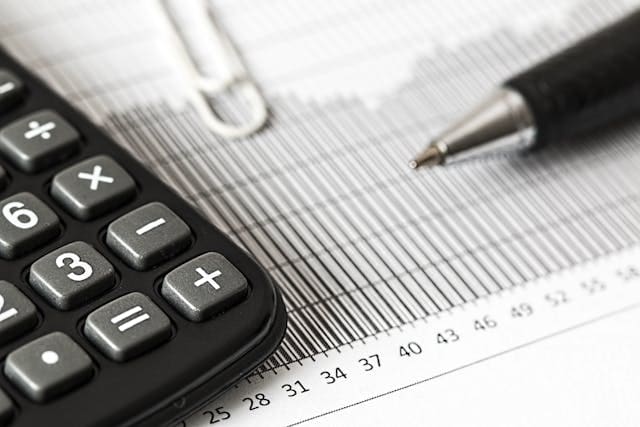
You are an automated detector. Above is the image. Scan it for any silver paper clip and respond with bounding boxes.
[157,0,268,139]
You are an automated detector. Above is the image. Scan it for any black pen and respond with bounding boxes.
[409,9,640,169]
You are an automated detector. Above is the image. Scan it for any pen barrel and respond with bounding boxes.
[505,9,640,146]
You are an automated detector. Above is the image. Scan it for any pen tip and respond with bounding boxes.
[409,145,443,169]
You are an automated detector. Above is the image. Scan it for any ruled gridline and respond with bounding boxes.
[2,0,640,372]
[105,3,640,370]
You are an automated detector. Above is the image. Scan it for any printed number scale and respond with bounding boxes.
[0,48,287,426]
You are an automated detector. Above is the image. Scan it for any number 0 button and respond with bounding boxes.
[0,192,60,259]
[30,242,115,310]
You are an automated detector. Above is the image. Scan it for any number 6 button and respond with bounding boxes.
[30,242,115,310]
[0,192,60,259]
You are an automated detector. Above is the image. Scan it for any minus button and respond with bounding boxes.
[107,202,192,270]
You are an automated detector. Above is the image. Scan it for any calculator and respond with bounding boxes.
[0,47,287,426]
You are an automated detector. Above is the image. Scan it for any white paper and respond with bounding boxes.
[2,0,640,425]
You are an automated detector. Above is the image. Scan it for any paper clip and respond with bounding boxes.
[157,0,268,139]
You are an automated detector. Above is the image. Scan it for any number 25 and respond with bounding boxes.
[56,253,93,282]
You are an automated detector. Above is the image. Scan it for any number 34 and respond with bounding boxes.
[56,253,93,282]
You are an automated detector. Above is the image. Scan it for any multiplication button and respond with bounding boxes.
[84,292,171,361]
[0,281,37,345]
[30,242,115,310]
[51,155,136,220]
[0,110,80,173]
[106,202,191,270]
[4,332,93,402]
[162,252,248,322]
[0,192,60,259]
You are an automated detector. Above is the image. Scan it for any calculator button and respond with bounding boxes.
[51,155,136,220]
[0,109,80,173]
[0,69,24,112]
[30,242,115,310]
[0,192,60,259]
[84,292,171,362]
[4,332,93,402]
[0,281,37,345]
[162,253,248,322]
[106,202,191,270]
[0,388,13,425]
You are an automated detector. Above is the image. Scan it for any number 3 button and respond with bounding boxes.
[30,242,115,310]
[0,192,60,259]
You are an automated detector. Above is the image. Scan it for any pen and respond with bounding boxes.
[409,9,640,169]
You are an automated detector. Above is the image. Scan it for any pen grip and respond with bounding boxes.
[505,9,640,146]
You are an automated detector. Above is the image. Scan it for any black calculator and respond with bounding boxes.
[0,48,287,426]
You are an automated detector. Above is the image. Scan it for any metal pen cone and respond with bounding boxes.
[409,88,535,169]
[408,145,444,169]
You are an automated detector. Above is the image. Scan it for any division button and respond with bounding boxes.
[4,332,93,402]
[0,69,24,112]
[30,241,115,310]
[0,387,14,425]
[0,109,80,173]
[51,155,136,220]
[162,252,248,322]
[0,281,38,345]
[84,292,171,362]
[106,202,191,270]
[0,192,60,259]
